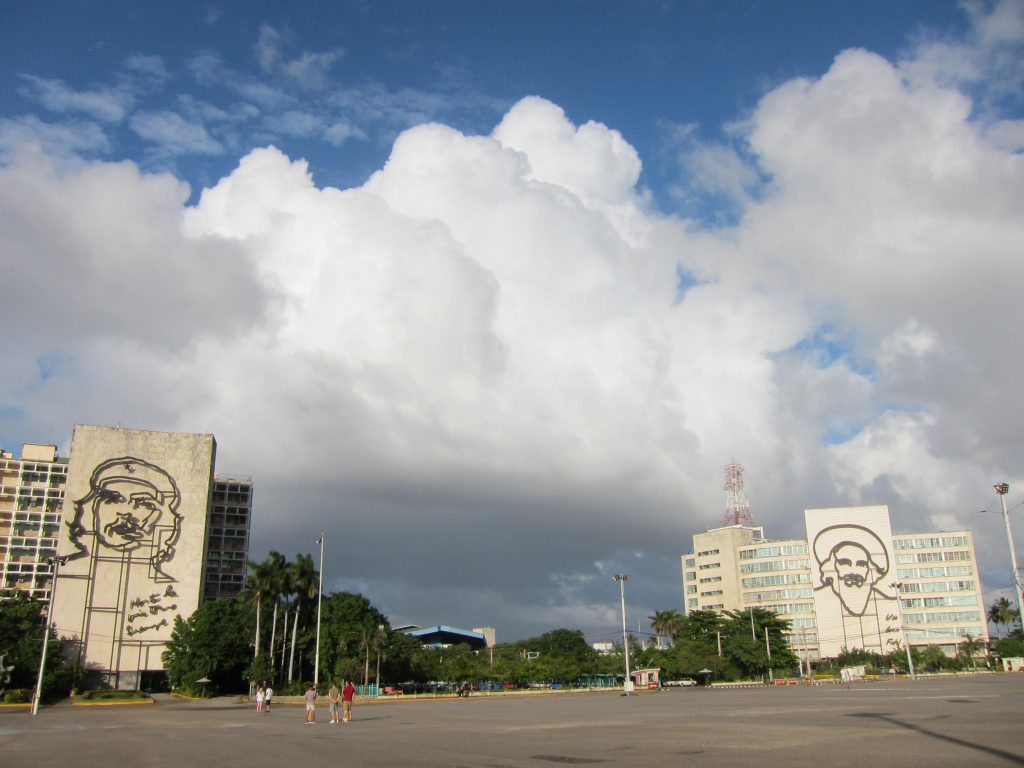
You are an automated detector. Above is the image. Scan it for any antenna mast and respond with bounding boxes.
[722,462,754,527]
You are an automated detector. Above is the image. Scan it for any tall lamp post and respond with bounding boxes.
[613,574,632,693]
[995,483,1024,632]
[32,555,66,716]
[313,533,324,688]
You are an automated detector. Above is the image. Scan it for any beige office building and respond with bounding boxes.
[681,505,987,662]
[2,425,253,690]
[0,444,68,602]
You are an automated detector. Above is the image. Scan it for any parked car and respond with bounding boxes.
[665,678,698,687]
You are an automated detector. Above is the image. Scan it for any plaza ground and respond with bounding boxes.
[2,674,1023,767]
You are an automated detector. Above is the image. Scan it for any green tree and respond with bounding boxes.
[720,608,796,680]
[650,609,684,648]
[988,597,1020,637]
[958,634,985,670]
[162,598,253,695]
[0,591,69,698]
[262,550,289,676]
[243,558,275,660]
[286,553,318,685]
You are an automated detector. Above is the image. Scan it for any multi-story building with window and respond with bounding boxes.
[2,425,254,689]
[0,443,68,602]
[681,505,987,662]
[202,475,254,601]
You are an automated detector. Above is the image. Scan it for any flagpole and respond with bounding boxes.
[314,533,324,687]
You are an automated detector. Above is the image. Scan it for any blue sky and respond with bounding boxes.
[1,1,1022,641]
[2,1,972,210]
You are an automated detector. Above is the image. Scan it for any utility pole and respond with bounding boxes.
[995,483,1024,630]
[765,627,772,683]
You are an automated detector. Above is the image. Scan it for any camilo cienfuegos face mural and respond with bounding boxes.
[805,507,902,658]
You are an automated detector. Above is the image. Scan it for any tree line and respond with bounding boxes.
[2,559,1022,700]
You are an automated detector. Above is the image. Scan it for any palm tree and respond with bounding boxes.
[959,634,984,669]
[988,597,1019,636]
[649,609,684,648]
[264,551,288,673]
[245,559,275,659]
[287,553,319,684]
[373,624,388,690]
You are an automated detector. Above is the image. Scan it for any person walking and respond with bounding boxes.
[256,685,265,715]
[304,684,317,724]
[342,679,356,723]
[328,681,341,724]
[264,684,273,713]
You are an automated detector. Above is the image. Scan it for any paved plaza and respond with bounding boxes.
[2,675,1023,768]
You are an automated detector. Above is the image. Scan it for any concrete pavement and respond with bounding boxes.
[2,674,1022,767]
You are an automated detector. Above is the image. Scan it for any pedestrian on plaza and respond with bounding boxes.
[328,681,341,724]
[342,679,356,723]
[264,684,273,713]
[840,667,850,689]
[256,685,265,715]
[305,684,317,724]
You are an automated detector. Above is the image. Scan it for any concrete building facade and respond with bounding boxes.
[0,444,68,602]
[0,425,254,690]
[681,505,987,661]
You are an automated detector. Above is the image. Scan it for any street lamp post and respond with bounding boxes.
[613,574,632,693]
[32,556,66,716]
[995,484,1024,632]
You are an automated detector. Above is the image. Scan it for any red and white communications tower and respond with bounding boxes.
[721,462,755,527]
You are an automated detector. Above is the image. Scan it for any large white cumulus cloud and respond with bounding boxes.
[2,20,1023,635]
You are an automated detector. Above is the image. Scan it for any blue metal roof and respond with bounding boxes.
[406,625,487,649]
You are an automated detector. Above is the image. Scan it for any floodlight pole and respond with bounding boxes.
[313,533,324,687]
[613,574,631,693]
[995,484,1024,631]
[32,556,64,716]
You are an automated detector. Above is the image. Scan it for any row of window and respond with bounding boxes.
[904,611,981,624]
[896,565,973,578]
[899,580,974,593]
[698,562,721,570]
[757,602,815,615]
[893,535,968,550]
[744,588,813,603]
[697,548,720,557]
[905,626,982,640]
[895,550,971,564]
[738,543,809,560]
[699,575,722,583]
[700,589,723,597]
[901,595,978,609]
[739,558,809,574]
[742,573,811,588]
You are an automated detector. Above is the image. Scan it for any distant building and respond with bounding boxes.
[681,505,988,661]
[202,475,253,601]
[2,424,253,690]
[404,625,490,650]
[0,443,67,603]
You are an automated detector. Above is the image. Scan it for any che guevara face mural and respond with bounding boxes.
[67,457,183,581]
